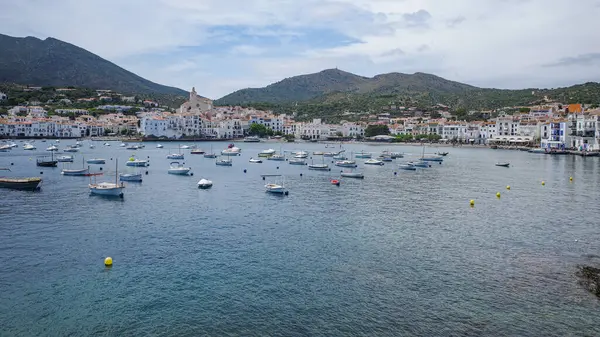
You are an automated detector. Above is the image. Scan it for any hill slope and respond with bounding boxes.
[215,69,477,105]
[0,34,187,96]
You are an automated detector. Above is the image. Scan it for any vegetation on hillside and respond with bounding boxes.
[0,83,186,110]
[0,33,188,96]
[215,68,600,122]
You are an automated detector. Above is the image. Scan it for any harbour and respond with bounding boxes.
[1,140,600,336]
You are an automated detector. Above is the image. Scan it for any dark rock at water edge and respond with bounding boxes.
[576,265,600,297]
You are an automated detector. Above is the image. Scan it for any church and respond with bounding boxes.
[177,87,213,114]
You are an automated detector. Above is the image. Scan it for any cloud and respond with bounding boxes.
[1,0,600,98]
[544,53,600,67]
[402,9,432,28]
[446,16,466,28]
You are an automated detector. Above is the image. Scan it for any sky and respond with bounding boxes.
[2,0,600,99]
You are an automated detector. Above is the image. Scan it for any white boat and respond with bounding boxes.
[103,142,111,146]
[528,148,546,154]
[120,173,142,182]
[216,157,233,166]
[258,149,276,157]
[365,159,384,165]
[294,151,308,158]
[340,172,364,179]
[57,155,74,162]
[87,158,106,164]
[332,154,347,160]
[323,152,335,157]
[180,145,191,149]
[249,158,263,163]
[0,144,11,152]
[167,151,184,160]
[74,141,82,148]
[267,154,285,161]
[495,162,510,167]
[335,160,357,167]
[89,143,95,149]
[46,145,59,151]
[222,146,241,156]
[308,164,329,170]
[313,151,324,155]
[243,136,261,142]
[197,178,213,189]
[62,167,89,176]
[204,145,217,158]
[89,160,124,197]
[168,162,191,175]
[264,175,288,195]
[23,143,36,150]
[126,157,149,167]
[156,144,164,148]
[407,161,429,168]
[399,164,417,171]
[126,144,141,150]
[120,143,126,147]
[63,147,79,152]
[289,159,306,165]
[355,151,371,158]
[421,156,443,162]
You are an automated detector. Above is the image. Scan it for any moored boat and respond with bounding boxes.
[335,160,357,167]
[87,158,106,164]
[399,164,417,171]
[197,178,213,189]
[365,159,384,165]
[61,168,89,176]
[89,160,124,197]
[0,175,42,191]
[120,173,143,182]
[495,162,510,167]
[168,162,191,175]
[340,171,364,179]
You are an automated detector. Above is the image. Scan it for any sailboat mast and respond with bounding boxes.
[115,159,118,185]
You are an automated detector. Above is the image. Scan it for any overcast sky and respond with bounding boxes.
[2,0,600,99]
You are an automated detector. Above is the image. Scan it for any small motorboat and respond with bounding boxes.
[364,159,384,166]
[168,162,191,175]
[267,154,285,161]
[407,161,429,168]
[249,158,263,163]
[399,164,417,171]
[377,156,393,162]
[89,144,95,149]
[120,173,143,182]
[216,158,233,166]
[87,158,106,164]
[308,164,329,170]
[57,155,74,162]
[437,152,449,156]
[323,152,335,157]
[331,179,340,186]
[258,149,276,157]
[340,172,364,179]
[191,149,205,154]
[294,151,308,158]
[421,156,444,162]
[63,146,79,152]
[167,153,184,160]
[120,143,126,147]
[126,158,149,167]
[289,159,306,165]
[46,145,59,151]
[495,162,510,167]
[197,178,213,189]
[355,151,371,159]
[61,168,89,176]
[313,151,324,155]
[23,143,36,150]
[103,143,111,146]
[180,145,191,149]
[156,144,164,148]
[204,153,217,158]
[335,160,357,167]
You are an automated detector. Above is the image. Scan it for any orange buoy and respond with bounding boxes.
[331,179,340,186]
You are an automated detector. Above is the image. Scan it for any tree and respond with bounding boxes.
[249,123,271,137]
[519,107,531,113]
[364,124,390,137]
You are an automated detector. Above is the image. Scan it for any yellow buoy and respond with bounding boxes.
[104,257,113,267]
[496,192,501,198]
[506,185,511,190]
[541,181,545,186]
[569,176,573,182]
[469,199,475,206]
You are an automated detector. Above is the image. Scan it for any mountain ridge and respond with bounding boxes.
[0,33,187,96]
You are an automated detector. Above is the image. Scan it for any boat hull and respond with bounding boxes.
[89,184,124,197]
[340,172,364,179]
[126,161,148,167]
[37,161,58,167]
[120,174,143,182]
[168,169,190,175]
[62,169,89,176]
[0,178,42,191]
[87,160,106,164]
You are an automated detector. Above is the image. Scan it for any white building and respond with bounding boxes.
[178,87,212,113]
[339,122,365,138]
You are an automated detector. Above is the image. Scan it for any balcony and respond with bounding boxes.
[576,131,595,138]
